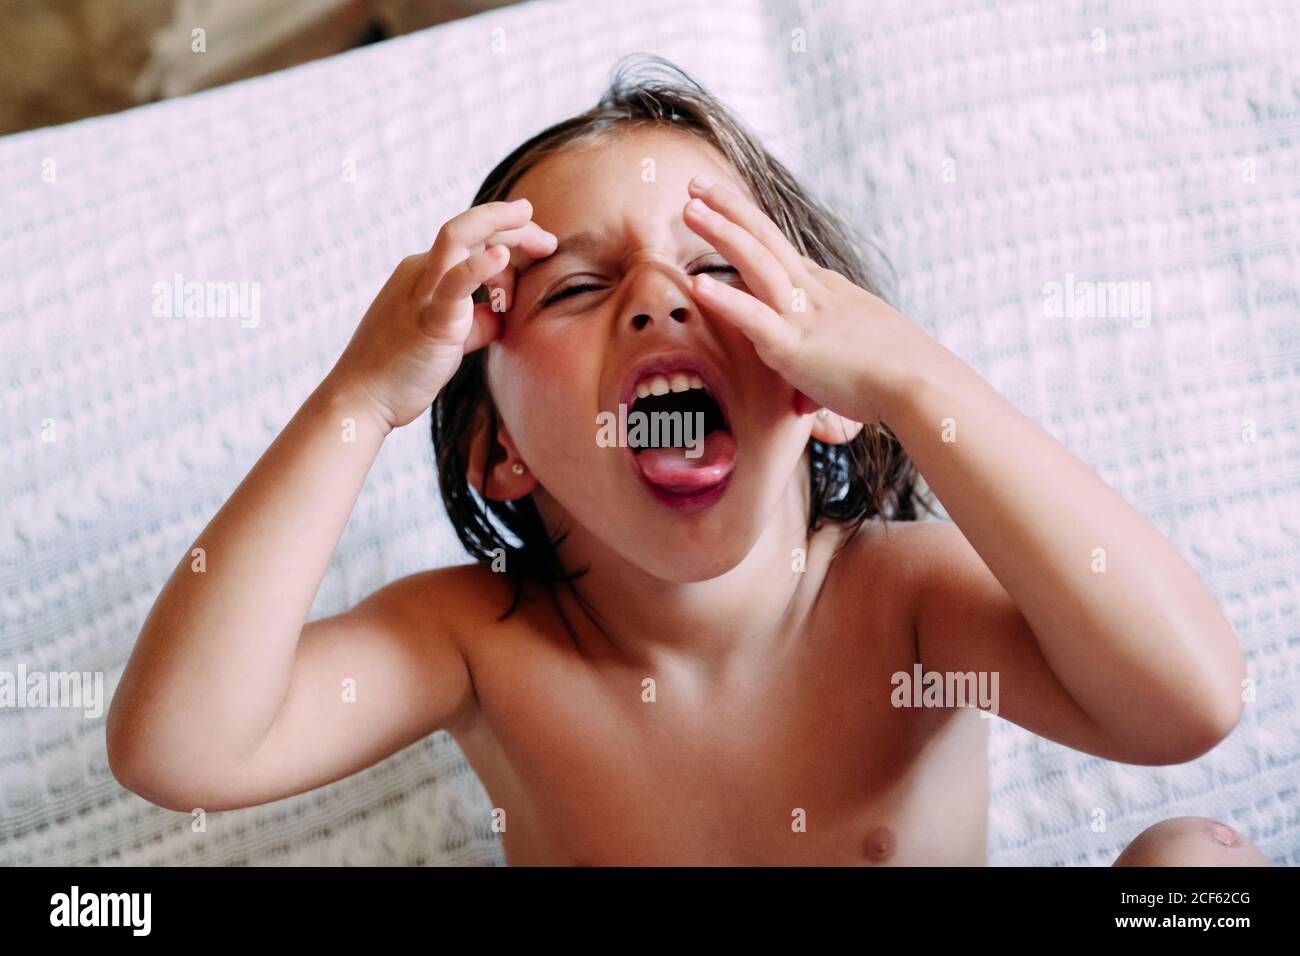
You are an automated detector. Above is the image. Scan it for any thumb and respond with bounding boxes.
[420,244,507,342]
[466,301,504,353]
[691,272,798,371]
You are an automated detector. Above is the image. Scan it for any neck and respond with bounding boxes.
[538,469,820,677]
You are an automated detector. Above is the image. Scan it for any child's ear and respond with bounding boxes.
[465,405,536,501]
[793,389,864,445]
[810,411,865,445]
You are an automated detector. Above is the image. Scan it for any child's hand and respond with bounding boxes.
[682,176,934,425]
[327,199,556,431]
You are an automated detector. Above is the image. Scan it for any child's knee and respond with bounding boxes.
[1113,816,1271,867]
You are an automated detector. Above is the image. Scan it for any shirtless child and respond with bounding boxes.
[106,58,1271,867]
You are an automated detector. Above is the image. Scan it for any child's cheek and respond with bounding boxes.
[488,327,601,457]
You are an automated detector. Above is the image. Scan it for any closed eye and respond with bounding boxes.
[540,264,739,308]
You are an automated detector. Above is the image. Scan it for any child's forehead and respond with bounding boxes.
[507,127,744,206]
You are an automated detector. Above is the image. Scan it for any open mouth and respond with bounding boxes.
[620,362,737,510]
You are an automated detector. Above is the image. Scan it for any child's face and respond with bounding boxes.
[485,127,817,582]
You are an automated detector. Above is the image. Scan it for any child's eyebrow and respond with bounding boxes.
[515,230,607,282]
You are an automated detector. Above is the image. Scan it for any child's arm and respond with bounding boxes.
[107,200,556,810]
[106,377,468,812]
[881,349,1246,764]
[679,175,1245,764]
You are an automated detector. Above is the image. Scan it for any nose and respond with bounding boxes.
[620,262,694,332]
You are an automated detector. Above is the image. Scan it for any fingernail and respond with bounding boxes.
[692,174,714,190]
[513,197,531,208]
[687,198,707,215]
[695,272,716,289]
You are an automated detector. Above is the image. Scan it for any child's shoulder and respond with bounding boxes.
[828,515,959,570]
[357,561,519,642]
[824,517,965,620]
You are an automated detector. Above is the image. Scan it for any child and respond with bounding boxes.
[106,56,1270,866]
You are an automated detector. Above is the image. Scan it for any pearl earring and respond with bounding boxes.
[817,408,829,419]
[511,463,525,476]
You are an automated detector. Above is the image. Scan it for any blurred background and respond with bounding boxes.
[0,0,523,136]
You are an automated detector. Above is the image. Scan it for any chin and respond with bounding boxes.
[616,495,769,583]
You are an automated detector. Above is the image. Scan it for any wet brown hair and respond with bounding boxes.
[432,53,934,618]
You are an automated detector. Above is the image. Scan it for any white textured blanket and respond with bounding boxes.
[2,0,1297,866]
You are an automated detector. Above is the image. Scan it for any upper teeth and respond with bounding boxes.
[634,371,706,399]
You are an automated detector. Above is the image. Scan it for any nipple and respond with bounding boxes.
[862,826,896,864]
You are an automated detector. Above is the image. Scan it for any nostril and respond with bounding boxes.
[632,314,650,330]
[670,308,688,323]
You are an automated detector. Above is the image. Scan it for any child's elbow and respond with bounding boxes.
[108,751,211,814]
[1165,694,1244,765]
[1171,638,1248,763]
[106,723,201,814]
[106,732,165,809]
[1205,691,1246,751]
[1201,652,1249,750]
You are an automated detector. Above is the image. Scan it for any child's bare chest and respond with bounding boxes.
[450,588,990,866]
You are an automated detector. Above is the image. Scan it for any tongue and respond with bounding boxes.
[634,430,736,493]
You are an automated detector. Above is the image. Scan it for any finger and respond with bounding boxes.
[430,220,557,309]
[480,223,559,312]
[421,244,509,341]
[387,253,432,298]
[485,221,558,260]
[688,177,810,279]
[684,197,793,311]
[423,198,538,290]
[483,263,515,316]
[466,301,505,352]
[691,272,800,371]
